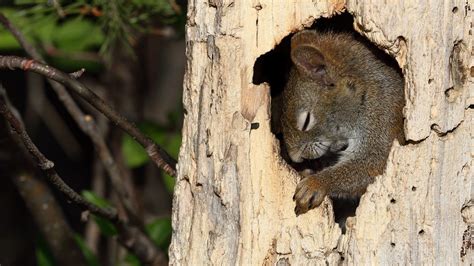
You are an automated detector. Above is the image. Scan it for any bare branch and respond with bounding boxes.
[0,12,143,218]
[12,172,88,265]
[0,87,167,265]
[0,13,42,60]
[0,55,177,176]
[0,87,118,221]
[70,68,86,79]
[0,14,172,263]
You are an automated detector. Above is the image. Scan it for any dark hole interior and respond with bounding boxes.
[252,12,403,233]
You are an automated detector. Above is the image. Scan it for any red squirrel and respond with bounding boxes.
[281,31,404,215]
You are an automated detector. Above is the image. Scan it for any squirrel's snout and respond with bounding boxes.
[288,148,304,163]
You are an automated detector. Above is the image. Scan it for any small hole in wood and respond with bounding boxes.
[452,6,458,13]
[445,87,454,97]
[428,78,434,84]
[411,186,417,191]
[418,229,425,235]
[390,198,396,204]
[391,242,396,247]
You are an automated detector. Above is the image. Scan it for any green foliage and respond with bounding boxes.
[81,191,173,264]
[121,218,172,266]
[146,217,172,250]
[53,18,104,51]
[0,0,184,65]
[123,254,142,266]
[121,121,181,193]
[0,7,105,70]
[35,232,101,266]
[73,234,101,266]
[14,0,48,4]
[94,215,119,237]
[82,190,118,237]
[35,236,55,266]
[82,190,112,208]
[0,30,19,50]
[121,128,150,168]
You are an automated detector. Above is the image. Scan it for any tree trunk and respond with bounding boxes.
[170,1,473,264]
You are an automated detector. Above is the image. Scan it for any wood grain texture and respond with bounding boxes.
[170,0,473,264]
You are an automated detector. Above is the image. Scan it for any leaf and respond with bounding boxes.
[122,132,150,168]
[36,237,55,266]
[122,122,165,168]
[0,31,21,50]
[52,17,104,51]
[0,8,29,50]
[121,121,180,192]
[162,173,175,193]
[32,15,57,45]
[73,234,100,266]
[161,133,180,192]
[81,190,118,237]
[82,190,112,209]
[161,130,180,192]
[14,0,48,4]
[166,132,181,158]
[146,217,172,250]
[93,215,118,237]
[123,254,141,266]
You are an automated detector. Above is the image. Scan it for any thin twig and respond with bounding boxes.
[0,13,42,60]
[0,12,143,219]
[0,87,167,265]
[25,72,82,159]
[12,172,88,265]
[44,44,103,63]
[0,11,175,177]
[168,0,182,14]
[70,68,86,79]
[0,87,118,221]
[50,0,66,18]
[0,55,177,176]
[84,161,104,254]
[0,14,172,263]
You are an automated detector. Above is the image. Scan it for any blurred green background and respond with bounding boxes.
[0,1,186,265]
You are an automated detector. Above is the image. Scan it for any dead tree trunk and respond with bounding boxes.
[170,1,473,264]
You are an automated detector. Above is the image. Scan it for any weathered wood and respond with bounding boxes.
[170,0,473,264]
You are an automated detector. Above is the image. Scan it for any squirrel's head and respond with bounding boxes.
[282,31,373,163]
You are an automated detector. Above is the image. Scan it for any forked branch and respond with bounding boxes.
[0,55,177,177]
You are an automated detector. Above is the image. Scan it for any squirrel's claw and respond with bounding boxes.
[293,176,326,216]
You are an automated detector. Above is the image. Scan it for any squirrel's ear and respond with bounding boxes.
[291,45,328,82]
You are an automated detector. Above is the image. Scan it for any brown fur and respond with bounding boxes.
[281,31,404,216]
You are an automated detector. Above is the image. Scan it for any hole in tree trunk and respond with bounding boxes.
[252,12,405,232]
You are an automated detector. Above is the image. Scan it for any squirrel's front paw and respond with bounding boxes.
[293,177,327,216]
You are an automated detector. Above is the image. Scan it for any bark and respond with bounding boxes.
[170,0,473,264]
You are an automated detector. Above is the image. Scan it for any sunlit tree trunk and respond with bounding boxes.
[170,0,473,264]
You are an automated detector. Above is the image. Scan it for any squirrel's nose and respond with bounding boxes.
[288,149,303,163]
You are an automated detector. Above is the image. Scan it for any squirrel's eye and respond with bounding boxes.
[296,110,315,132]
